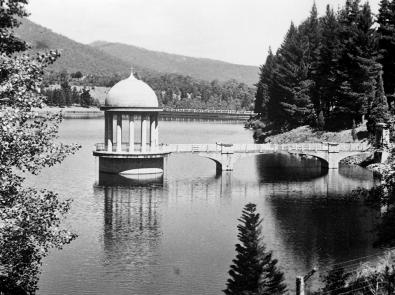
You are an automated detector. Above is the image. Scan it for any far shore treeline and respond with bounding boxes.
[43,70,256,111]
[254,0,394,132]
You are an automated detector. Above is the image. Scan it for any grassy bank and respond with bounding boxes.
[257,125,369,144]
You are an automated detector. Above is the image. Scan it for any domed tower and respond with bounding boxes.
[93,70,169,176]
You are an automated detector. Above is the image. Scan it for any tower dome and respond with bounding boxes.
[105,70,158,108]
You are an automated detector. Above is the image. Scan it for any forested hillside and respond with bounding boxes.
[16,18,256,110]
[15,19,258,85]
[45,71,255,111]
[16,19,130,76]
[254,0,393,132]
[91,41,258,85]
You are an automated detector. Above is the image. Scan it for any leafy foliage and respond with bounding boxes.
[0,1,80,293]
[317,251,395,295]
[224,203,287,295]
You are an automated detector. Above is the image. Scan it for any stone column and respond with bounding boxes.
[150,114,155,151]
[116,113,122,152]
[141,114,147,153]
[104,112,108,147]
[154,113,159,147]
[129,114,134,152]
[107,113,113,152]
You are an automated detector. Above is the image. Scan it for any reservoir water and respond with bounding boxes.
[26,119,380,294]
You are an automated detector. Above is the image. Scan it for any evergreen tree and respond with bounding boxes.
[254,48,275,115]
[314,5,342,122]
[329,1,380,129]
[268,22,315,130]
[366,71,390,134]
[224,203,287,295]
[80,88,93,107]
[377,0,395,97]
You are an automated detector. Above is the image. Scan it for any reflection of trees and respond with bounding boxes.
[266,194,380,291]
[256,153,326,182]
[255,154,375,196]
[103,185,162,269]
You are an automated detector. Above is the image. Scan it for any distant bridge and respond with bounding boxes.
[160,108,256,121]
[165,142,370,171]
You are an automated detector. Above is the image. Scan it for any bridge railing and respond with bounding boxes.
[95,142,169,153]
[162,108,256,115]
[164,142,370,153]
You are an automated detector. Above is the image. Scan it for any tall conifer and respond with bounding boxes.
[254,49,276,115]
[366,71,390,134]
[224,203,287,295]
[377,0,395,97]
[331,1,380,129]
[314,5,342,123]
[269,22,315,129]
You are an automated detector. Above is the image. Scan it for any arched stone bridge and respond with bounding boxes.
[164,142,370,171]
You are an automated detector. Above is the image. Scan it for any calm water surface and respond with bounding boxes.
[25,119,380,294]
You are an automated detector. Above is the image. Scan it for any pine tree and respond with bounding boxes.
[377,0,395,97]
[330,1,380,129]
[366,71,390,134]
[254,49,275,115]
[314,5,342,122]
[268,22,315,130]
[224,203,287,295]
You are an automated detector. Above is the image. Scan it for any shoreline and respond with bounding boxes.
[37,106,252,121]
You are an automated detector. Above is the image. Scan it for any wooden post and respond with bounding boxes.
[296,276,304,295]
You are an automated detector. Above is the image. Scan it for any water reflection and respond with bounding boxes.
[100,184,163,287]
[98,172,163,187]
[91,154,379,294]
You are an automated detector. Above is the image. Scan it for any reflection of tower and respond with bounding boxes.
[102,185,162,268]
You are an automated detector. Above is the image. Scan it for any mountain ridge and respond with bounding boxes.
[16,19,258,85]
[91,41,258,84]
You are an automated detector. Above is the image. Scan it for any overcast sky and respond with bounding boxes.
[27,0,380,66]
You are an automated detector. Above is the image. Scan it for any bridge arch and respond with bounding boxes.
[165,142,370,172]
[196,151,331,172]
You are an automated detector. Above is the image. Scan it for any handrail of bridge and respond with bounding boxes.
[94,142,370,154]
[95,142,169,153]
[163,142,370,153]
[162,108,256,115]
